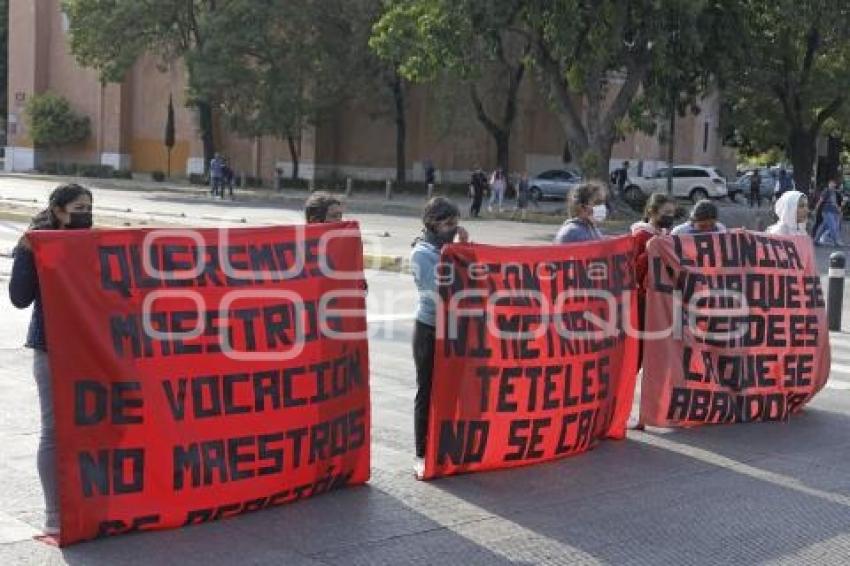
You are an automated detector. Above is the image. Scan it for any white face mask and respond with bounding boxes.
[592,205,608,222]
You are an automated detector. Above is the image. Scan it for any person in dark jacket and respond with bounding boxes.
[469,167,487,218]
[9,183,93,540]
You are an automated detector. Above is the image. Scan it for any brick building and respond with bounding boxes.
[5,0,736,182]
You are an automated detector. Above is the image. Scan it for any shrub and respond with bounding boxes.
[79,164,115,178]
[113,169,133,179]
[25,93,91,148]
[189,173,208,185]
[151,171,166,182]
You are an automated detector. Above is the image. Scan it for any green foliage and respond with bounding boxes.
[151,170,166,182]
[719,0,850,188]
[24,92,91,148]
[112,169,133,179]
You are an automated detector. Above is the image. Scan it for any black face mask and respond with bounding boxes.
[657,214,676,229]
[66,211,93,230]
[436,228,458,245]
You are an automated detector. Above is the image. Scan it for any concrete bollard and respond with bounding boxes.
[427,183,434,199]
[308,178,315,192]
[385,179,393,200]
[346,177,353,197]
[828,252,846,331]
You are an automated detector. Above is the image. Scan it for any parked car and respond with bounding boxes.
[735,169,775,200]
[624,165,728,203]
[528,168,583,201]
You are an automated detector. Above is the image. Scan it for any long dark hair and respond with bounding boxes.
[30,183,92,229]
[642,193,673,222]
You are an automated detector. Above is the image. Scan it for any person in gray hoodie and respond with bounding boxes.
[410,197,469,479]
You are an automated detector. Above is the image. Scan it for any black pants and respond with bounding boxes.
[413,320,436,458]
[749,189,761,208]
[470,195,483,217]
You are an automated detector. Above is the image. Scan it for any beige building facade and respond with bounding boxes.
[6,0,735,181]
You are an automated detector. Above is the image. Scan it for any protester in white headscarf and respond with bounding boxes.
[766,190,809,236]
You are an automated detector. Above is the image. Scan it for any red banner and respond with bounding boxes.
[30,223,370,545]
[424,236,640,479]
[641,231,831,427]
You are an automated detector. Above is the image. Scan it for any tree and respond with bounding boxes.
[164,94,175,178]
[521,0,723,183]
[24,92,90,148]
[630,0,741,194]
[188,1,358,181]
[721,0,850,192]
[371,0,529,174]
[62,0,220,173]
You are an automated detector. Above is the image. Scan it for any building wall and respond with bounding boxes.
[6,0,735,180]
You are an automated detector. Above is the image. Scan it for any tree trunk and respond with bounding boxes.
[495,131,510,175]
[788,129,816,194]
[667,101,676,196]
[287,134,300,180]
[391,72,406,184]
[197,99,215,175]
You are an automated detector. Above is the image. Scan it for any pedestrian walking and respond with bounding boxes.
[209,153,225,198]
[767,190,810,236]
[749,168,762,208]
[670,200,728,235]
[774,169,794,202]
[511,172,531,221]
[222,158,235,200]
[553,182,608,243]
[410,197,469,480]
[814,179,844,246]
[488,168,507,213]
[9,183,94,543]
[469,167,487,218]
[614,161,630,196]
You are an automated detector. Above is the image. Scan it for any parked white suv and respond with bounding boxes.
[624,166,728,203]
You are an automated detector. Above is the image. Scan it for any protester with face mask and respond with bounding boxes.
[410,197,469,479]
[9,183,93,542]
[632,193,676,302]
[670,200,727,235]
[553,182,608,243]
[767,190,810,236]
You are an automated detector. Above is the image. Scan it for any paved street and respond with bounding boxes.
[1,177,850,564]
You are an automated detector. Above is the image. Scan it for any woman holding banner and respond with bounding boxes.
[553,182,608,243]
[629,193,676,430]
[767,190,810,236]
[9,183,93,541]
[410,197,469,479]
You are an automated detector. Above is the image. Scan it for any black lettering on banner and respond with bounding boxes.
[505,418,551,462]
[75,381,144,425]
[96,515,161,539]
[79,448,145,497]
[437,420,490,465]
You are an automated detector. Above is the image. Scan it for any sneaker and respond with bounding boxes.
[413,457,425,480]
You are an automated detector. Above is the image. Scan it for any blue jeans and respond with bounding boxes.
[816,210,842,245]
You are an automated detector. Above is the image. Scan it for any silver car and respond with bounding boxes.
[528,169,583,201]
